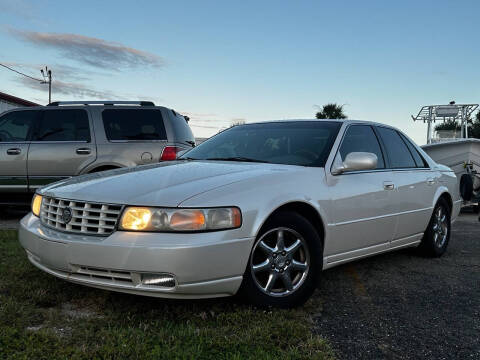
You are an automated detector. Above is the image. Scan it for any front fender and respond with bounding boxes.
[251,195,329,240]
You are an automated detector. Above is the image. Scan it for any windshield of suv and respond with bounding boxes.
[180,121,341,167]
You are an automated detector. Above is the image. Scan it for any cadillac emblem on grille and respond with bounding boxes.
[62,207,73,224]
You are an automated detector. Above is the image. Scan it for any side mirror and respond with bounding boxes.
[331,152,378,175]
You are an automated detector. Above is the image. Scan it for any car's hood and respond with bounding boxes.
[39,161,297,207]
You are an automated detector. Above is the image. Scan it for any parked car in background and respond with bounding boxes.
[19,120,461,308]
[0,101,194,204]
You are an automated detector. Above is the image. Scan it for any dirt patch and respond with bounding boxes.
[60,302,104,320]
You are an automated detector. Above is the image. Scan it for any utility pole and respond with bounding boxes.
[40,66,52,104]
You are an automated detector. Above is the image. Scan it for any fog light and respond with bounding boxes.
[141,273,176,288]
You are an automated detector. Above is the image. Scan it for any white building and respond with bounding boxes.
[0,91,38,113]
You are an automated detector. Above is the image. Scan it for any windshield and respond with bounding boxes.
[180,121,341,167]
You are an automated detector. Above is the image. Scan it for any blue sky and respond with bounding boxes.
[1,0,479,143]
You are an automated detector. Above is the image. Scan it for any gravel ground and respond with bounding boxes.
[314,213,480,360]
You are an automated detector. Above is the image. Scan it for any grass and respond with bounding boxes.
[0,230,335,360]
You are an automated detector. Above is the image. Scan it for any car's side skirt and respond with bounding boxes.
[322,233,423,270]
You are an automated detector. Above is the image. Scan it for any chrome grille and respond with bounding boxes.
[74,265,133,284]
[40,197,122,235]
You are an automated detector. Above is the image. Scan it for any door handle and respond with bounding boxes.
[76,148,91,155]
[383,181,395,190]
[427,178,435,186]
[6,148,21,155]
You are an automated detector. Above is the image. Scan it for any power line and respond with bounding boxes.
[0,63,43,82]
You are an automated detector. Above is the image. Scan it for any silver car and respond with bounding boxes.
[0,101,194,204]
[19,120,461,308]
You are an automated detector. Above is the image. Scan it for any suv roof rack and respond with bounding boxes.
[47,101,155,107]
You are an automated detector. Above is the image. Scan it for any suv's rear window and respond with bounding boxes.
[102,109,167,141]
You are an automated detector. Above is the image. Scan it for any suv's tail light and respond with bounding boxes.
[160,146,180,161]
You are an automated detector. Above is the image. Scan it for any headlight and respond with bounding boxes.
[119,207,241,232]
[31,194,43,217]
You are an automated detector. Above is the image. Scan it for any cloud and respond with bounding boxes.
[10,29,165,70]
[3,61,105,82]
[17,77,124,100]
[5,62,158,101]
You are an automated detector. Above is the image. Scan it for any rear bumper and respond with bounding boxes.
[19,213,255,299]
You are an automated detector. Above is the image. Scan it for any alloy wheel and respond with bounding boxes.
[250,227,310,297]
[432,206,448,248]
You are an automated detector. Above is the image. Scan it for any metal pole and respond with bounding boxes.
[464,107,468,138]
[48,70,52,104]
[427,106,432,144]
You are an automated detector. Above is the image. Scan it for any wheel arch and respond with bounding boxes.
[256,201,325,247]
[80,161,130,174]
[438,191,453,213]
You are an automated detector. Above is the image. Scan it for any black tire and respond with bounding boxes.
[460,174,474,201]
[239,211,323,308]
[419,198,451,257]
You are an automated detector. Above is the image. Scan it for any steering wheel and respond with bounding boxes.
[0,130,12,142]
[293,149,318,161]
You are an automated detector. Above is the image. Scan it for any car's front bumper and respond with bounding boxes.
[19,213,255,299]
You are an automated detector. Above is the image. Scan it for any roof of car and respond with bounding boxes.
[15,103,175,112]
[243,119,394,128]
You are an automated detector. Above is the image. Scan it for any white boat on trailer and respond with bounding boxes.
[412,103,480,208]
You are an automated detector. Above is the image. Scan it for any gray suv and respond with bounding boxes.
[0,101,195,204]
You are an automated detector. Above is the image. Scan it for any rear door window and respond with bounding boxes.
[399,133,428,168]
[0,110,38,142]
[102,109,167,141]
[376,127,416,168]
[339,125,385,169]
[33,109,90,142]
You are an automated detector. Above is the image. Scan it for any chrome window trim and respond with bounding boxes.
[335,167,432,176]
[330,123,432,176]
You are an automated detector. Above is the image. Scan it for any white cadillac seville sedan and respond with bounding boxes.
[19,120,461,307]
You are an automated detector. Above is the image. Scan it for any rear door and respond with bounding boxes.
[375,126,436,244]
[327,124,397,263]
[0,109,38,193]
[27,108,96,190]
[99,108,168,165]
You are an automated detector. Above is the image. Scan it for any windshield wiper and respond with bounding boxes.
[205,157,271,163]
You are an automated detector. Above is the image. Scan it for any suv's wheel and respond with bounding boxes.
[240,211,322,308]
[419,198,451,257]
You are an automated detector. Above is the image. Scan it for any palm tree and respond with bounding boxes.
[315,103,347,119]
